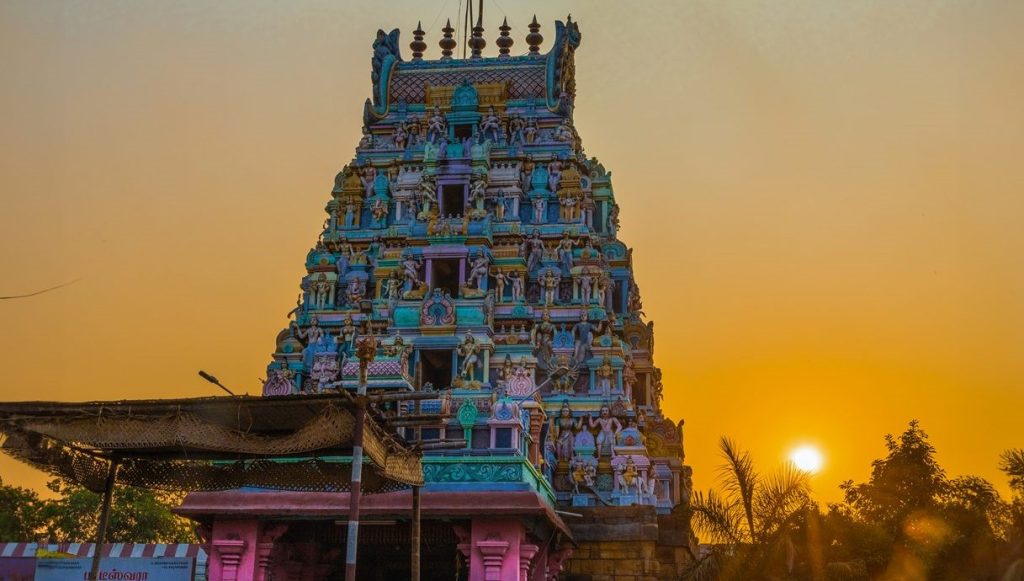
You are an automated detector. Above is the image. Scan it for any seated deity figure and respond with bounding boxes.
[479,106,503,142]
[616,456,640,495]
[426,106,447,143]
[371,198,388,227]
[589,405,623,457]
[596,356,614,397]
[357,127,373,149]
[554,118,574,143]
[458,332,480,381]
[509,270,524,302]
[571,455,595,495]
[346,276,367,305]
[404,115,421,145]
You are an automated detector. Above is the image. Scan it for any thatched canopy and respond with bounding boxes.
[0,393,423,493]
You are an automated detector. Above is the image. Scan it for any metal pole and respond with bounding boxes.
[89,458,119,581]
[411,485,421,581]
[345,399,365,581]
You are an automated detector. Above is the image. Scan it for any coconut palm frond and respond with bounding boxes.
[754,464,811,540]
[718,436,759,540]
[691,489,745,545]
[681,549,724,581]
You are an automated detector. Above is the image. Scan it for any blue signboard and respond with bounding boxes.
[35,557,194,580]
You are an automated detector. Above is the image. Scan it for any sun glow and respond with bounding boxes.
[790,445,824,473]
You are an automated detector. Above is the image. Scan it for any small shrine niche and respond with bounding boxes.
[419,349,453,389]
[431,258,461,296]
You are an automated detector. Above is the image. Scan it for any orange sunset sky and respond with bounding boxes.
[1,0,1021,503]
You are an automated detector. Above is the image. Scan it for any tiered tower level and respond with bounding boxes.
[256,15,693,579]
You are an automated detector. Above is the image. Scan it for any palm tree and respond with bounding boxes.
[684,437,812,580]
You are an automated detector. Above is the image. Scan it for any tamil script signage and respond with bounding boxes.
[35,557,194,580]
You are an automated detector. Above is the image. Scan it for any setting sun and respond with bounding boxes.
[790,446,824,473]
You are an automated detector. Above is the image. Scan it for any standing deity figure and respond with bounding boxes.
[382,270,402,300]
[552,401,577,462]
[509,270,524,302]
[571,455,587,494]
[393,123,408,150]
[547,157,563,193]
[532,197,546,224]
[338,314,358,355]
[479,106,503,142]
[572,310,598,364]
[458,332,480,381]
[311,273,331,310]
[483,290,495,326]
[541,268,560,306]
[426,106,447,143]
[493,268,508,302]
[531,309,556,360]
[294,314,325,346]
[595,275,609,311]
[417,174,438,219]
[622,354,637,400]
[523,117,538,144]
[607,203,620,234]
[557,232,575,276]
[404,115,421,145]
[542,442,557,484]
[507,113,525,146]
[401,253,423,292]
[589,405,623,457]
[359,165,377,198]
[520,155,535,188]
[467,252,490,290]
[596,356,614,398]
[524,230,545,273]
[470,175,488,212]
[580,271,593,305]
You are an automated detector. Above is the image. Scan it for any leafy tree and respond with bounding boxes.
[1000,449,1024,577]
[684,437,812,580]
[0,477,43,541]
[38,479,196,543]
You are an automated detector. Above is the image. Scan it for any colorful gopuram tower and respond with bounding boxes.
[183,15,693,580]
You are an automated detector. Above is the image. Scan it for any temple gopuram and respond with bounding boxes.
[179,14,694,580]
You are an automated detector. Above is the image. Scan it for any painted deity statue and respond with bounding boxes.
[493,268,508,302]
[401,254,423,292]
[557,232,575,276]
[533,197,546,224]
[418,174,438,220]
[426,106,447,143]
[466,252,489,290]
[458,332,480,381]
[596,356,614,398]
[339,314,358,355]
[479,106,503,142]
[553,401,577,462]
[524,230,545,273]
[507,113,525,146]
[617,456,639,494]
[589,405,623,457]
[509,270,524,302]
[580,271,593,305]
[541,268,560,306]
[523,117,538,144]
[531,309,555,361]
[470,175,488,213]
[572,310,598,364]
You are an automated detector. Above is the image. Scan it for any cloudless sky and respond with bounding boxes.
[0,0,1021,503]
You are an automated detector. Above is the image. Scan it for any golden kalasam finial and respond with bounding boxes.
[440,18,456,60]
[469,12,486,58]
[410,21,427,61]
[497,17,513,58]
[526,15,543,56]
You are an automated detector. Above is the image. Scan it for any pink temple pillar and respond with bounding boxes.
[468,519,524,581]
[519,543,539,581]
[209,519,258,581]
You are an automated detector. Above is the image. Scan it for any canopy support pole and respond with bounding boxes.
[89,458,119,581]
[411,484,422,581]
